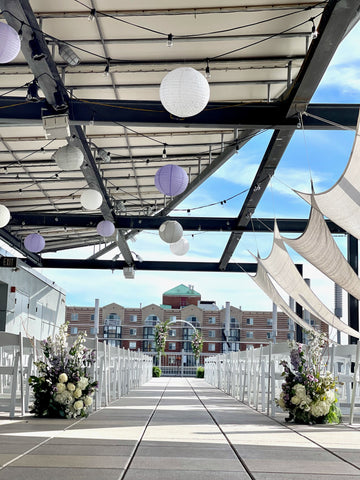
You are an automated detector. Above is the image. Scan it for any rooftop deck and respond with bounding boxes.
[0,377,359,480]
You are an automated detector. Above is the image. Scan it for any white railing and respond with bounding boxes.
[204,342,360,423]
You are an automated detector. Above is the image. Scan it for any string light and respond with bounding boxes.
[104,59,110,77]
[162,144,167,159]
[88,8,96,21]
[167,33,173,47]
[310,18,318,40]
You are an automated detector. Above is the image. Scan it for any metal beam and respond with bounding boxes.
[7,213,346,234]
[0,98,358,129]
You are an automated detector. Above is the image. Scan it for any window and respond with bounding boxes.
[229,329,240,341]
[267,318,273,326]
[168,342,176,350]
[246,318,253,325]
[169,329,176,337]
[267,332,272,339]
[208,330,215,338]
[143,340,156,352]
[208,317,216,324]
[208,343,215,352]
[169,315,177,322]
[107,313,120,320]
[90,327,96,335]
[143,327,155,339]
[90,314,95,322]
[130,328,137,335]
[71,327,78,335]
[71,313,78,321]
[287,333,293,340]
[130,315,137,322]
[129,342,137,350]
[246,331,253,338]
[183,328,192,340]
[145,315,159,326]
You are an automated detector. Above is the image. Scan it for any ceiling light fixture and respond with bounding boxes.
[26,78,41,102]
[58,42,80,66]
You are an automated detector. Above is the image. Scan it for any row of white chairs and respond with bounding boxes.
[204,341,360,424]
[0,332,153,417]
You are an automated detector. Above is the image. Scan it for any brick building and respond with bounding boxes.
[66,284,325,360]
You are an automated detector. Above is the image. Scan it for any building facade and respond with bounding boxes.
[66,284,326,360]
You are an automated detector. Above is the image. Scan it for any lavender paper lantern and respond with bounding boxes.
[24,233,45,253]
[97,220,115,237]
[155,164,188,197]
[80,189,103,210]
[0,204,10,228]
[53,144,84,171]
[159,220,183,244]
[160,67,210,118]
[0,23,21,63]
[170,237,189,256]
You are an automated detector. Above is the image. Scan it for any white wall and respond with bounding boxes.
[0,259,66,339]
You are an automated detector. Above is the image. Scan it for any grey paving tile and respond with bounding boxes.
[124,469,250,480]
[253,475,360,480]
[0,467,123,480]
[136,444,234,459]
[130,455,245,472]
[31,443,134,457]
[11,454,129,469]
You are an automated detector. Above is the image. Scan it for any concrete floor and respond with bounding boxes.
[0,377,359,480]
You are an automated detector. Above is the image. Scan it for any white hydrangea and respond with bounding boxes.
[56,383,66,393]
[77,377,89,390]
[310,400,330,418]
[55,390,73,405]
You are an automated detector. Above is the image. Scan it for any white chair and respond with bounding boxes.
[0,332,25,417]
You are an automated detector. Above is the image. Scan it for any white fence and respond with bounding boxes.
[204,342,360,424]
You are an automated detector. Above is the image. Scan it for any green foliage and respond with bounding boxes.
[191,329,203,360]
[154,320,169,354]
[152,366,162,377]
[196,366,204,378]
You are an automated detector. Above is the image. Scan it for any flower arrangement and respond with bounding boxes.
[276,331,341,424]
[191,329,203,361]
[29,322,98,419]
[154,320,169,354]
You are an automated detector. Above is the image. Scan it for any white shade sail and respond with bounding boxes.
[250,261,317,334]
[257,222,360,339]
[282,196,360,301]
[296,115,360,239]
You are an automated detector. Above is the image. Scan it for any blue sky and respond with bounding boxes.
[35,22,360,313]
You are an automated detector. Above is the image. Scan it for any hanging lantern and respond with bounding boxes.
[0,22,21,63]
[97,220,115,237]
[160,67,210,118]
[159,220,183,244]
[0,204,10,228]
[53,144,84,171]
[155,164,188,197]
[80,189,103,210]
[24,233,45,253]
[170,237,189,256]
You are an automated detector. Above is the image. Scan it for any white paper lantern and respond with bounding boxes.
[24,233,45,253]
[160,67,210,118]
[53,144,84,171]
[170,237,189,256]
[159,220,183,244]
[80,189,103,210]
[97,220,115,237]
[0,23,21,63]
[0,204,10,228]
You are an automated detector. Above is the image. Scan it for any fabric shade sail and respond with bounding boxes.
[249,260,317,334]
[256,222,360,339]
[295,114,360,240]
[282,195,360,301]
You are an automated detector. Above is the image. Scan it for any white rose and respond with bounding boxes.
[56,383,66,393]
[67,382,76,392]
[74,400,84,410]
[58,373,68,383]
[84,396,93,407]
[73,388,82,399]
[291,395,301,405]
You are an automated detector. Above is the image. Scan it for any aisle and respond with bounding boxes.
[0,378,359,480]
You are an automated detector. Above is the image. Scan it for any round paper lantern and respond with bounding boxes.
[97,220,115,237]
[80,189,103,210]
[24,233,45,253]
[155,164,188,197]
[159,220,183,244]
[0,204,10,228]
[53,144,84,171]
[170,237,189,256]
[0,23,21,63]
[160,67,210,118]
